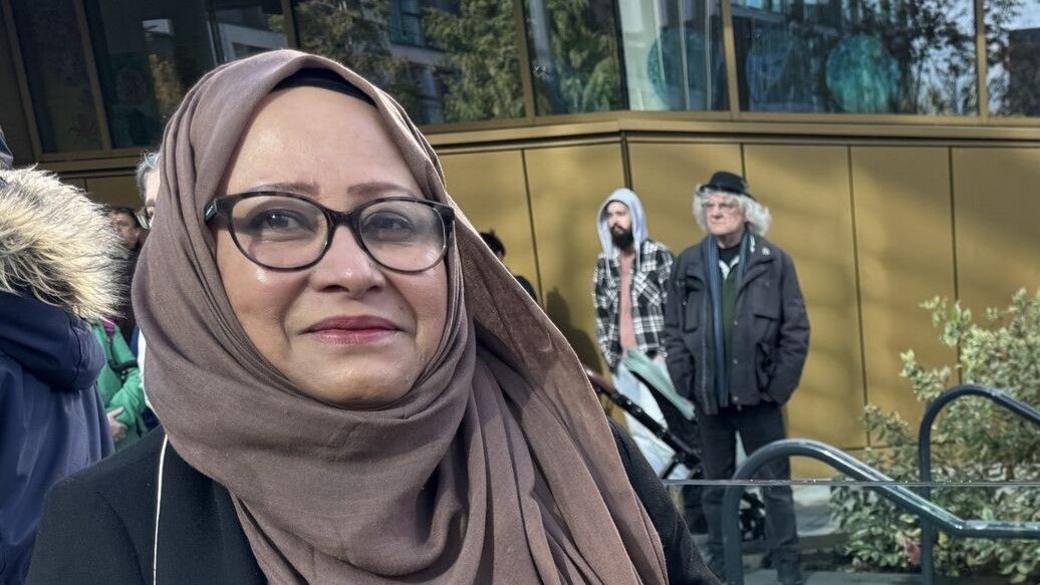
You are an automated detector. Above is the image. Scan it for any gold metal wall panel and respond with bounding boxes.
[627,142,743,253]
[851,147,957,430]
[524,143,626,373]
[743,145,866,449]
[953,148,1040,314]
[438,150,540,300]
[84,174,137,207]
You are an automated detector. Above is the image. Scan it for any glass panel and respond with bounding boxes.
[293,0,524,125]
[524,0,625,115]
[11,0,103,152]
[84,0,287,149]
[732,0,977,115]
[986,0,1040,116]
[619,0,728,111]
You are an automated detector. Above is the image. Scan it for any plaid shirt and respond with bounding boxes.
[592,239,674,371]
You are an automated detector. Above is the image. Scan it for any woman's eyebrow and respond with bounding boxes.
[245,181,321,196]
[347,181,417,198]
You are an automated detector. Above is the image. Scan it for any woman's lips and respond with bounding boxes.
[305,316,400,345]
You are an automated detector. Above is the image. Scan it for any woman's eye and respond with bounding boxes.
[363,212,417,241]
[244,209,315,235]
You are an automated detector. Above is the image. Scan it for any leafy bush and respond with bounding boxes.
[830,290,1040,583]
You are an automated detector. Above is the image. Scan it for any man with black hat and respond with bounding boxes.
[663,171,810,584]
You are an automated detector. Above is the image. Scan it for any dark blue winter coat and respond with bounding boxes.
[0,292,113,585]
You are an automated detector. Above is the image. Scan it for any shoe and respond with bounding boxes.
[776,560,805,585]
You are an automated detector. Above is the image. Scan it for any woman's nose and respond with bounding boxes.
[308,225,386,295]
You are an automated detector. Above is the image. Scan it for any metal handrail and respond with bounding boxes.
[917,384,1040,584]
[721,438,1040,585]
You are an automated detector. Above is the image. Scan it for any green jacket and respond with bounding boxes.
[91,323,145,449]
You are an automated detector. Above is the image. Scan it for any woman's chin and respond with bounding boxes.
[294,363,416,409]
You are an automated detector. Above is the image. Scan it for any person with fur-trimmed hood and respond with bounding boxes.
[0,168,116,585]
[663,171,809,585]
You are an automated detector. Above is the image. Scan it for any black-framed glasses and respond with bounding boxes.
[204,192,455,273]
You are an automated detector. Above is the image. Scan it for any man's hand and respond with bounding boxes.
[107,407,127,442]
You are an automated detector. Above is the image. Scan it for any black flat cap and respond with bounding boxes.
[702,171,754,200]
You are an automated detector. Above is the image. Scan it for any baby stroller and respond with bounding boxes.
[585,359,766,544]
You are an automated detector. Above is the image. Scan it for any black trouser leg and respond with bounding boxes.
[697,407,738,561]
[735,403,800,564]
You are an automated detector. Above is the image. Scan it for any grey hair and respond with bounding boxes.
[692,187,772,237]
[135,150,160,202]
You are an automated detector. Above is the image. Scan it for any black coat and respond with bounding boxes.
[27,426,719,585]
[663,236,810,416]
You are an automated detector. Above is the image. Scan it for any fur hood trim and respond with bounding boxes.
[0,167,122,321]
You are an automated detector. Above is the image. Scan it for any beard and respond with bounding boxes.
[610,226,634,249]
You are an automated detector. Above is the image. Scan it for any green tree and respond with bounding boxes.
[270,1,421,116]
[984,0,1036,116]
[831,290,1040,583]
[423,0,525,122]
[532,0,622,114]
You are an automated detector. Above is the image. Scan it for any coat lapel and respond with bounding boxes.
[157,440,265,584]
[738,239,776,295]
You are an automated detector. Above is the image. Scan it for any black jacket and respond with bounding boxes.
[663,235,809,416]
[27,426,719,585]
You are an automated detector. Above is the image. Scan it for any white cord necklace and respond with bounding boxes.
[153,433,170,585]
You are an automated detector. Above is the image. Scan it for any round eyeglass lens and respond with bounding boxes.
[230,195,328,269]
[359,199,446,272]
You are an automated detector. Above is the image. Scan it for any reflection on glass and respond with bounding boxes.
[524,0,625,114]
[619,0,727,111]
[83,0,287,149]
[12,0,103,152]
[293,0,524,125]
[986,0,1040,116]
[732,0,977,115]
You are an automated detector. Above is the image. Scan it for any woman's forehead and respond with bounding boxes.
[222,87,421,202]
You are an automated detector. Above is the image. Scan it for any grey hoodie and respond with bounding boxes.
[596,188,648,261]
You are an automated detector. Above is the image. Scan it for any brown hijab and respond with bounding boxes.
[134,50,667,584]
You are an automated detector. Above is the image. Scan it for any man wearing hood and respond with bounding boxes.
[592,188,677,474]
[0,168,117,584]
[663,171,809,585]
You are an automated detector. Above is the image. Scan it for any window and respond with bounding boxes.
[82,0,287,149]
[986,0,1040,116]
[12,0,104,152]
[619,0,728,111]
[391,0,425,46]
[294,0,524,124]
[732,0,977,115]
[524,0,625,115]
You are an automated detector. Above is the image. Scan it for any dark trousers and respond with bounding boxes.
[698,402,799,565]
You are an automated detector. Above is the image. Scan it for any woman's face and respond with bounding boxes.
[215,87,448,408]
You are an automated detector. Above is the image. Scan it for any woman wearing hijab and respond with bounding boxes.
[27,51,718,585]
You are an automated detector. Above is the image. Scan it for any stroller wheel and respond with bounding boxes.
[739,491,767,542]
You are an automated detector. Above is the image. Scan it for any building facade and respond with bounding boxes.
[3,0,1040,474]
